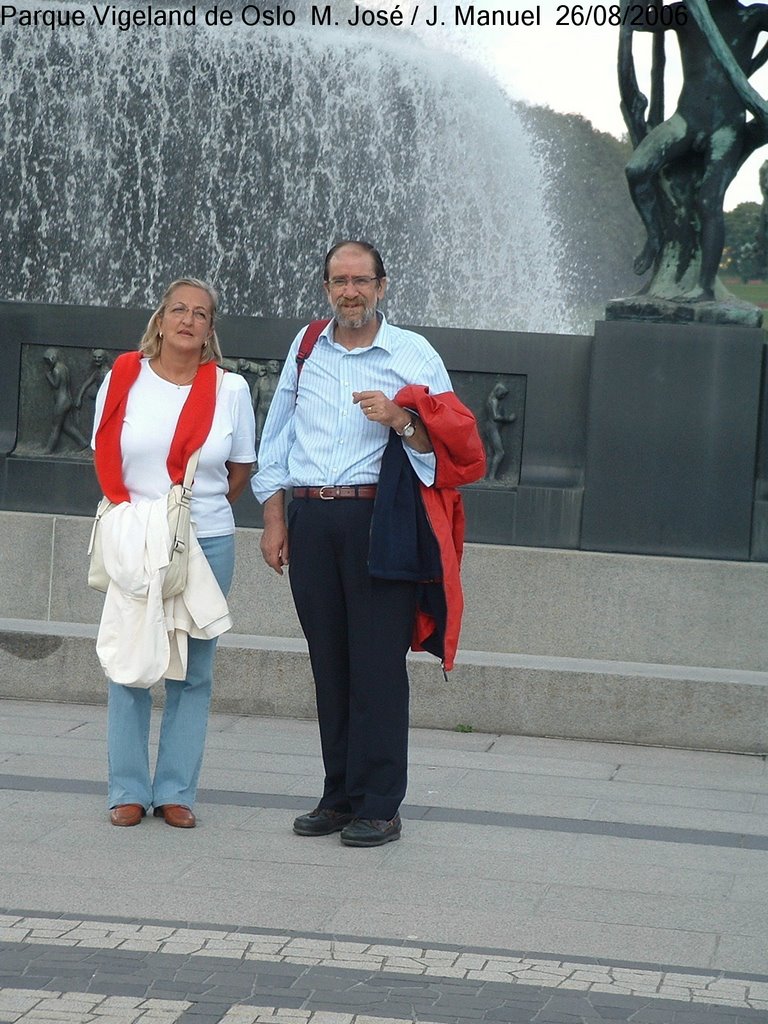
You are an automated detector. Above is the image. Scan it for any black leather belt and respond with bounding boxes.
[293,485,378,500]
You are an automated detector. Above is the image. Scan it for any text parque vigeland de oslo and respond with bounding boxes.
[0,3,542,30]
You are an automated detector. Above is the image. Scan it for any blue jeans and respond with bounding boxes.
[106,534,235,810]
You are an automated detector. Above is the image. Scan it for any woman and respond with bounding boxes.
[92,278,256,828]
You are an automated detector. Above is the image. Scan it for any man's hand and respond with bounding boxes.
[260,491,289,575]
[352,390,409,430]
[352,390,433,453]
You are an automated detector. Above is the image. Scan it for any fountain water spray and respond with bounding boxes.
[1,3,571,332]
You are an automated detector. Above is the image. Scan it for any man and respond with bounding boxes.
[252,240,483,847]
[625,0,768,299]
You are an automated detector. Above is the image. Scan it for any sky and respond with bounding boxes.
[398,0,768,210]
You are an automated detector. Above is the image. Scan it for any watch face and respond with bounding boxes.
[402,421,415,437]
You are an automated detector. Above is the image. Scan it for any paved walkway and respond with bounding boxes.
[0,697,766,1023]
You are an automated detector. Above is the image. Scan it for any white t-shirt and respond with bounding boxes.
[93,359,257,537]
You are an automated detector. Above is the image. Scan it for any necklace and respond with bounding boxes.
[151,360,198,388]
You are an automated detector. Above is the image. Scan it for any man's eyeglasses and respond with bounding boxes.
[166,303,211,323]
[326,276,380,290]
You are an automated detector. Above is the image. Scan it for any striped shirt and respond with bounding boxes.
[251,314,453,503]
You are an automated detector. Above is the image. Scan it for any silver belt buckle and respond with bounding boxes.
[319,486,335,500]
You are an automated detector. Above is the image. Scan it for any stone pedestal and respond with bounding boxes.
[581,319,764,559]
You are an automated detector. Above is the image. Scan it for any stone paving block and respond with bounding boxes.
[329,945,373,957]
[655,986,695,1000]
[24,936,80,947]
[705,980,753,993]
[518,970,574,985]
[172,970,217,983]
[284,940,334,952]
[0,992,38,1011]
[672,1011,742,1023]
[92,985,154,999]
[487,1008,547,1023]
[320,958,375,973]
[611,969,664,984]
[157,943,205,956]
[21,1015,87,1023]
[179,1011,231,1023]
[366,946,423,958]
[531,1015,588,1023]
[145,984,198,997]
[541,992,596,1011]
[626,1010,682,1023]
[250,962,309,978]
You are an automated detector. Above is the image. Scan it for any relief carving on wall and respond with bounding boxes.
[452,372,526,487]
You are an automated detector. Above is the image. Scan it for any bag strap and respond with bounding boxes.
[295,319,330,397]
[182,366,225,492]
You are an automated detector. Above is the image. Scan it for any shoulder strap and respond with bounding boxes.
[182,366,225,491]
[295,319,331,392]
[93,351,143,504]
[165,360,218,486]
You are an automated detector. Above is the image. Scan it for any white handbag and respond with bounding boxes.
[87,448,200,598]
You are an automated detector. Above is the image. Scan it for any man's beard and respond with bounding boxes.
[333,298,377,330]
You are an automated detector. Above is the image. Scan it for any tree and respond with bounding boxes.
[519,103,645,323]
[722,202,763,278]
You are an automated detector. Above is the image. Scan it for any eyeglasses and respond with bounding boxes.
[166,303,211,324]
[326,276,380,290]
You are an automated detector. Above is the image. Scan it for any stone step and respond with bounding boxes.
[4,510,768,673]
[1,618,766,754]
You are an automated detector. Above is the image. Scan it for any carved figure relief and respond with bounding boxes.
[15,344,123,457]
[225,357,283,450]
[449,371,525,486]
[42,348,90,454]
[482,381,518,480]
[75,348,112,412]
[252,359,281,447]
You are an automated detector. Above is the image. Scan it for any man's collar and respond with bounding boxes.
[325,311,391,352]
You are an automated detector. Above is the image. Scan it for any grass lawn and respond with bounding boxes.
[722,276,768,306]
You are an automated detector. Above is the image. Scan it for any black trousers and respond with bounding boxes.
[288,496,417,820]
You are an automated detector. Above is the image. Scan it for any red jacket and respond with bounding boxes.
[369,386,486,671]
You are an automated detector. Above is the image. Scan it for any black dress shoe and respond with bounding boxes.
[293,807,354,836]
[340,815,402,847]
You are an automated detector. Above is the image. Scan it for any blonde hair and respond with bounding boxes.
[138,277,223,364]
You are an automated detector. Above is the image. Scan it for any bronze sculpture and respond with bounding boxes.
[613,0,768,324]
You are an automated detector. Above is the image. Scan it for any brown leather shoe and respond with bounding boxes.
[109,804,145,827]
[153,804,196,828]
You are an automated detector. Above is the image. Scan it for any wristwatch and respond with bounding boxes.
[396,417,416,439]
